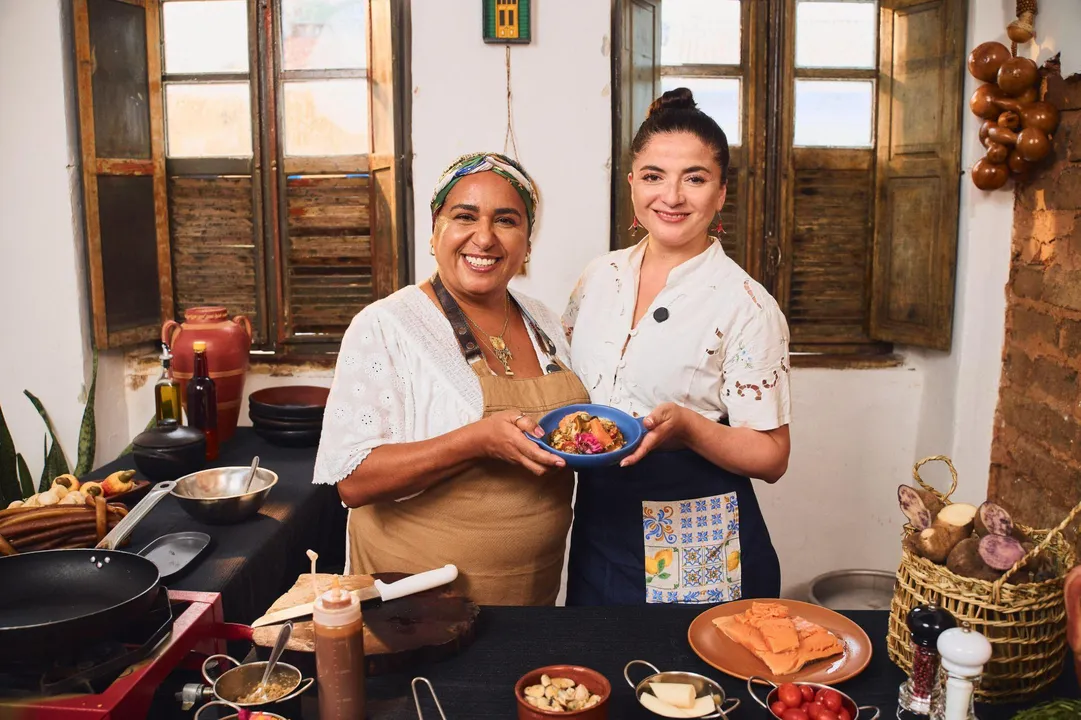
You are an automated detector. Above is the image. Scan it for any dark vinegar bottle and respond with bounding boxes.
[186,341,219,460]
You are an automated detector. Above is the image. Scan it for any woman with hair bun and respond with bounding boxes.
[562,88,792,606]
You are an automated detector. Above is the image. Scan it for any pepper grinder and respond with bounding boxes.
[898,604,956,719]
[929,622,992,720]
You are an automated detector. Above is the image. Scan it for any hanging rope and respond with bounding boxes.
[1008,0,1038,56]
[503,45,521,160]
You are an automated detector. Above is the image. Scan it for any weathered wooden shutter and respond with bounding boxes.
[779,149,886,353]
[275,0,398,349]
[612,0,661,250]
[769,0,886,356]
[74,0,172,349]
[161,0,264,346]
[870,0,966,350]
[368,0,408,300]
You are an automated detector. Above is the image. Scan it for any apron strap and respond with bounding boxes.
[431,273,562,372]
[431,273,484,364]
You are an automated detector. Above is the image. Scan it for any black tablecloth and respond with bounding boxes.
[274,606,1077,720]
[87,428,346,623]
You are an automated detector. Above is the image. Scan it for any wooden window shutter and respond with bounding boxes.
[367,0,407,301]
[74,0,172,349]
[612,0,661,250]
[870,0,966,350]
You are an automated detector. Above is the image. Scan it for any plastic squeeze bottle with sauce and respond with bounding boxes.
[314,580,365,720]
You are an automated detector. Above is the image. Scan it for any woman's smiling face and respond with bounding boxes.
[629,131,727,252]
[431,172,530,303]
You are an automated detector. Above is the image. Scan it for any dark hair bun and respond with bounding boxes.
[648,87,697,117]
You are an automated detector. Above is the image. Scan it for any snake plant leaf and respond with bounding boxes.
[16,453,33,499]
[25,390,70,490]
[40,437,69,492]
[0,402,18,507]
[75,351,98,476]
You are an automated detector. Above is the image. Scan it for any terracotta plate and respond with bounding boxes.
[687,598,872,686]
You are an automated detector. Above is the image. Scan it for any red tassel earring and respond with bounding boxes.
[711,216,724,235]
[629,216,641,232]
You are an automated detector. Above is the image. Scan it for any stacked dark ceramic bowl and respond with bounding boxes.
[247,386,328,448]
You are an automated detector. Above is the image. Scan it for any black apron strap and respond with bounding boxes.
[431,273,484,364]
[431,273,562,372]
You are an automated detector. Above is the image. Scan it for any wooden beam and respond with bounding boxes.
[95,158,154,175]
[283,155,370,175]
[795,67,876,80]
[161,73,250,84]
[73,0,108,349]
[166,157,253,176]
[661,64,744,79]
[792,147,873,171]
[146,0,175,324]
[280,68,369,81]
[262,0,286,345]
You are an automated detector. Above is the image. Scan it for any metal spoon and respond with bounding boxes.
[244,455,261,494]
[251,620,292,702]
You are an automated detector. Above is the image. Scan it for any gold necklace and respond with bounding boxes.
[462,294,514,376]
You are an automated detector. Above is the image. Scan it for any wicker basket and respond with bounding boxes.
[887,455,1081,703]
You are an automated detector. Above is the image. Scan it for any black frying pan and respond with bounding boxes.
[0,480,176,663]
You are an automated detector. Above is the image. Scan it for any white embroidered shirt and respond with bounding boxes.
[312,285,572,488]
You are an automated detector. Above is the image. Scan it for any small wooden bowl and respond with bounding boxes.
[515,665,610,720]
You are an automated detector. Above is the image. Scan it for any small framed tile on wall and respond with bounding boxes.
[483,0,531,44]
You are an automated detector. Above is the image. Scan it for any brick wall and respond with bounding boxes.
[990,71,1081,548]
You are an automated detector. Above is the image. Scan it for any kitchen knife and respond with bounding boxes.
[250,564,459,629]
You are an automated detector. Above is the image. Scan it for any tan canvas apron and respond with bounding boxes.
[348,283,589,606]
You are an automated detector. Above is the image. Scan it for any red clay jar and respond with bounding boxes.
[163,307,252,443]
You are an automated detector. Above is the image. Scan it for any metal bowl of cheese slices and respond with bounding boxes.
[624,660,740,718]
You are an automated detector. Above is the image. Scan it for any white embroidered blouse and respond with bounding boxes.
[562,238,792,431]
[312,284,572,488]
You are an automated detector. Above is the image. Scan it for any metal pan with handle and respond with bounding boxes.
[0,481,176,664]
[747,676,880,720]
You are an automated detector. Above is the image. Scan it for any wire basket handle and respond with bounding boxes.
[412,677,448,720]
[992,495,1081,601]
[912,455,958,504]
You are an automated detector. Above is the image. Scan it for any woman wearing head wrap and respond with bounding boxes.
[314,152,588,605]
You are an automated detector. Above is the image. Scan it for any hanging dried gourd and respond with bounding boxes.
[967,0,1060,191]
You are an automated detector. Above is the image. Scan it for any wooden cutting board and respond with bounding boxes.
[251,572,479,676]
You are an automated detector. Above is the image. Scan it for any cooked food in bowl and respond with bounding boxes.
[236,672,294,704]
[548,412,626,455]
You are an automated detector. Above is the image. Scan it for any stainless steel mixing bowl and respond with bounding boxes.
[171,466,278,525]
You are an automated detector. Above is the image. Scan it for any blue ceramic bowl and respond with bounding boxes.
[525,403,648,469]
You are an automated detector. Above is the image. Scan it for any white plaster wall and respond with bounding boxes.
[0,0,132,479]
[2,0,92,479]
[409,0,613,310]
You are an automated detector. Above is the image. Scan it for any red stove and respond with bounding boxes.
[0,591,251,720]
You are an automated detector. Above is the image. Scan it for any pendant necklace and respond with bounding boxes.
[463,294,515,376]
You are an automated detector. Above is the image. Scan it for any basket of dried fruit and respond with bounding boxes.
[887,455,1081,703]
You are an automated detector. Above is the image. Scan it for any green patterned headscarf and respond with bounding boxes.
[430,152,539,233]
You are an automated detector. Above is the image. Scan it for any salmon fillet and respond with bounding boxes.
[712,602,845,676]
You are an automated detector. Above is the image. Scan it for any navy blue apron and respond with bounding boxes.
[566,443,781,606]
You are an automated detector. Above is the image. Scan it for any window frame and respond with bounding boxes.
[73,0,410,357]
[620,0,965,366]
